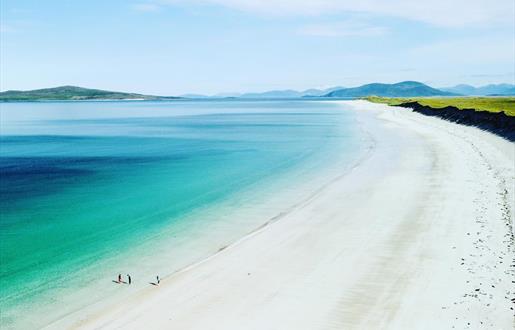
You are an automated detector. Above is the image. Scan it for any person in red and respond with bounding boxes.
[118,274,122,283]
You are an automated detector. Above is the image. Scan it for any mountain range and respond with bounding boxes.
[179,87,345,99]
[195,82,514,99]
[209,82,515,98]
[2,82,514,101]
[439,84,515,96]
[177,82,455,99]
[238,86,345,98]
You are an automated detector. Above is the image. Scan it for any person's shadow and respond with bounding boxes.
[112,280,127,284]
[149,282,158,286]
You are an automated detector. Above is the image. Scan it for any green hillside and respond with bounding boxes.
[0,86,175,101]
[365,96,515,116]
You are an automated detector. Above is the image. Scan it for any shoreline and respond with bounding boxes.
[47,100,514,329]
[1,102,369,330]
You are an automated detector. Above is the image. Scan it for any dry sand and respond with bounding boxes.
[46,100,515,330]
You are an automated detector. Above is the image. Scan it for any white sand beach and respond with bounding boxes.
[46,100,514,330]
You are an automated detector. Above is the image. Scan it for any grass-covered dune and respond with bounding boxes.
[365,96,515,141]
[365,96,515,116]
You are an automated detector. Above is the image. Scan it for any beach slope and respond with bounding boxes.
[47,100,514,330]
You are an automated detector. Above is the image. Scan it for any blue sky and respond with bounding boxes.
[0,0,513,95]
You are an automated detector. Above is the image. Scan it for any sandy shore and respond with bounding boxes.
[46,100,514,330]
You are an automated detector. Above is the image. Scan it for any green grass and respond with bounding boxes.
[364,96,515,116]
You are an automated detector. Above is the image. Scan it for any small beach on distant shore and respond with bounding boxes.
[43,100,515,330]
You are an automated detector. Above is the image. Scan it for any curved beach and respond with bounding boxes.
[46,100,515,329]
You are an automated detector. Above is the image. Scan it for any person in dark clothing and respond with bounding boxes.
[118,274,122,283]
[127,274,131,285]
[157,275,160,285]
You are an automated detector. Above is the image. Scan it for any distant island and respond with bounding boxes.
[1,82,514,101]
[0,86,180,101]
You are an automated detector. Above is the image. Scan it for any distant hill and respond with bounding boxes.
[180,89,336,99]
[302,86,345,97]
[0,86,179,101]
[440,84,515,96]
[179,93,211,99]
[240,89,303,98]
[324,81,456,98]
[237,86,345,99]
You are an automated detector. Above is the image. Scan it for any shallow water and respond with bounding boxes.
[0,100,365,328]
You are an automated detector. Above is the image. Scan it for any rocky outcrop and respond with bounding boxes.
[397,102,515,142]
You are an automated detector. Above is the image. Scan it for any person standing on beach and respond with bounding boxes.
[127,274,131,285]
[118,274,122,283]
[157,275,160,285]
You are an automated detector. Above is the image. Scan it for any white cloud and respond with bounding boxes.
[299,21,388,37]
[159,0,513,27]
[132,3,161,12]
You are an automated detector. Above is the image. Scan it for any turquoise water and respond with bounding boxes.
[0,100,364,328]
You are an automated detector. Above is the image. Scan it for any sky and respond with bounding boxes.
[0,0,514,95]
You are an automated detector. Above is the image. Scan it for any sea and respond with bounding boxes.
[0,99,367,329]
